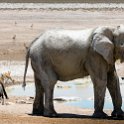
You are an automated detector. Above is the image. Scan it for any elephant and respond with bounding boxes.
[23,25,124,118]
[0,81,8,105]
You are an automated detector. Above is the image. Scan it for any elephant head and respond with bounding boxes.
[113,25,124,63]
[92,25,124,65]
[90,26,124,118]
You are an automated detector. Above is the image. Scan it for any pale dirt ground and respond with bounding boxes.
[0,8,124,124]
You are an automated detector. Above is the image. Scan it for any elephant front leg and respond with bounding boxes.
[91,77,108,118]
[107,68,124,118]
[85,56,108,118]
[32,75,44,115]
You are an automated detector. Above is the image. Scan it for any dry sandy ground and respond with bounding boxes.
[0,96,123,124]
[0,8,123,124]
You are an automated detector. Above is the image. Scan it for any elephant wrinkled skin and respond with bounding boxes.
[23,25,124,118]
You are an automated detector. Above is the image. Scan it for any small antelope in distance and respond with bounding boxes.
[0,71,15,86]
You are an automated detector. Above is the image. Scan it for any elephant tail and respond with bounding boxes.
[22,48,30,89]
[22,34,41,89]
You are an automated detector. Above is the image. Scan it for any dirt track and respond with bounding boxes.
[0,96,124,124]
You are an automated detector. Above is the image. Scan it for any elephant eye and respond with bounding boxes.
[120,42,124,46]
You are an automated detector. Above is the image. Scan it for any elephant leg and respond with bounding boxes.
[85,56,108,118]
[32,74,44,115]
[107,68,124,118]
[43,67,57,117]
[31,60,45,115]
[31,59,57,117]
[91,77,108,118]
[44,85,57,117]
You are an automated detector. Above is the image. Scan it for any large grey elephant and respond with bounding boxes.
[23,25,124,118]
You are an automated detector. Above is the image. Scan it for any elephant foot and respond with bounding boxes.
[44,109,58,117]
[111,110,124,118]
[92,111,108,118]
[32,108,44,116]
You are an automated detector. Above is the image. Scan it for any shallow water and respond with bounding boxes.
[0,3,124,9]
[7,77,124,109]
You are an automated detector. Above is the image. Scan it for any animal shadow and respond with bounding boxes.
[28,113,124,120]
[57,113,124,120]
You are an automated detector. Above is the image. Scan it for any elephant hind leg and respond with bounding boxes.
[31,59,45,115]
[31,59,57,117]
[32,74,44,115]
[43,66,58,117]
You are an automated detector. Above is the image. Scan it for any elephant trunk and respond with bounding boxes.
[22,34,41,90]
[114,45,124,63]
[120,46,124,63]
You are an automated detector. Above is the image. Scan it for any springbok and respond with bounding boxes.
[0,71,15,86]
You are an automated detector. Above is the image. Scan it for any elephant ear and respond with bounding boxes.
[92,33,114,65]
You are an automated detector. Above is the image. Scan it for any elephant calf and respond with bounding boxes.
[0,81,8,105]
[23,25,124,118]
